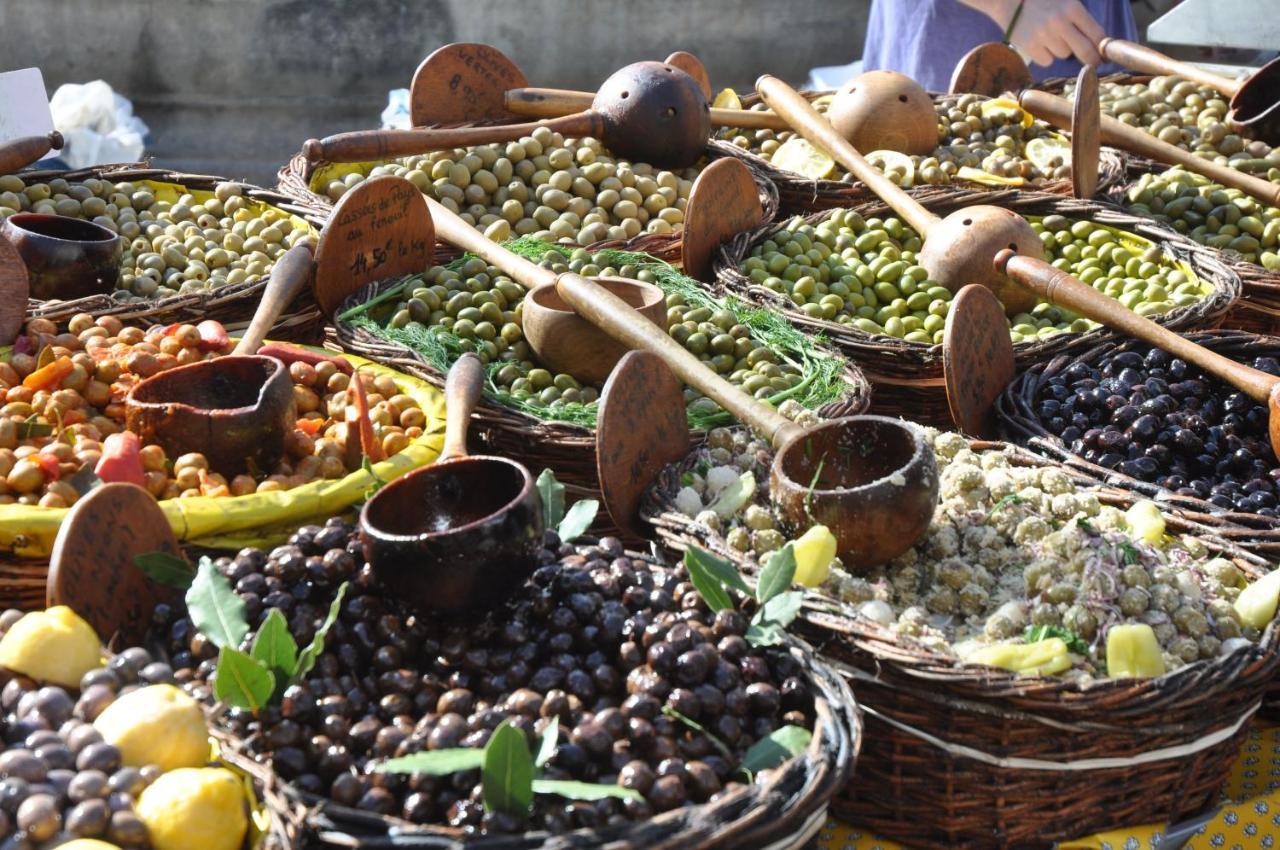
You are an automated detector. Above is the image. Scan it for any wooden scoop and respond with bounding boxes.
[757,74,1046,315]
[407,43,938,155]
[124,243,314,475]
[0,131,63,175]
[943,284,1016,438]
[1020,87,1280,207]
[306,59,711,168]
[995,248,1280,461]
[360,352,543,613]
[47,482,181,646]
[423,194,938,568]
[1098,39,1280,144]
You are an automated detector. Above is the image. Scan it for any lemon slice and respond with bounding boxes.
[811,94,835,110]
[1025,134,1072,171]
[980,98,1033,128]
[771,137,837,179]
[866,150,915,188]
[713,88,742,110]
[956,166,1025,187]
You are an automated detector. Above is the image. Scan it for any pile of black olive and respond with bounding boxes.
[1033,344,1280,515]
[0,631,174,848]
[156,519,815,835]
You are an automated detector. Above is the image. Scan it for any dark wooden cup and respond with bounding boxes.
[1,213,122,300]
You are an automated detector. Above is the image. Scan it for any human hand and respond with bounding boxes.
[1001,0,1105,68]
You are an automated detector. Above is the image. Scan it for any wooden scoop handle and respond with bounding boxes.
[996,249,1277,403]
[1099,38,1240,98]
[504,85,788,131]
[440,352,486,461]
[756,75,939,236]
[0,131,63,175]
[233,242,315,355]
[553,272,799,448]
[423,196,556,289]
[1019,90,1280,208]
[303,112,604,164]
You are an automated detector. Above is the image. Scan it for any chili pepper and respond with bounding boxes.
[1105,624,1166,678]
[257,342,353,375]
[33,452,62,482]
[22,356,74,392]
[94,431,146,487]
[349,371,384,463]
[295,417,325,436]
[196,320,230,352]
[968,638,1071,676]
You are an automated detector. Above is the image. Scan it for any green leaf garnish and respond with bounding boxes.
[756,543,797,605]
[557,499,599,542]
[186,557,249,650]
[250,608,299,679]
[684,548,736,612]
[537,469,566,529]
[483,719,535,817]
[213,647,274,711]
[295,582,349,680]
[739,725,812,775]
[531,779,642,803]
[375,749,486,775]
[133,552,196,590]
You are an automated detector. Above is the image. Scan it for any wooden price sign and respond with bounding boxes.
[410,42,531,126]
[313,175,435,316]
[949,42,1034,97]
[47,483,182,645]
[681,158,765,283]
[943,283,1016,438]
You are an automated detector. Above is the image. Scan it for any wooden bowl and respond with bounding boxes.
[359,455,544,613]
[124,355,296,476]
[523,276,667,385]
[1,213,122,300]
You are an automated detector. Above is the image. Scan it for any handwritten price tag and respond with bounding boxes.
[410,43,530,125]
[313,175,435,316]
[0,68,55,152]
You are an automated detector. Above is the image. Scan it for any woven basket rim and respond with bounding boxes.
[711,188,1243,382]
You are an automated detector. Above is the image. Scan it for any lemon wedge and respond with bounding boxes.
[955,166,1025,187]
[771,137,837,179]
[980,98,1033,128]
[713,88,743,110]
[866,150,915,188]
[1026,134,1073,171]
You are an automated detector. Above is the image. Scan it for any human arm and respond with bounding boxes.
[958,0,1105,67]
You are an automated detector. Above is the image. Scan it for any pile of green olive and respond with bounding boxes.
[1124,167,1280,270]
[319,126,697,247]
[383,248,805,415]
[0,176,315,299]
[719,93,1072,186]
[1066,75,1280,177]
[739,210,1212,344]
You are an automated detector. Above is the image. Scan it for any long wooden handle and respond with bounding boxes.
[422,196,556,289]
[233,243,315,355]
[440,352,486,461]
[996,249,1277,403]
[1099,38,1240,98]
[553,272,799,448]
[756,75,940,237]
[303,112,604,163]
[0,131,63,175]
[505,85,789,130]
[1020,90,1280,208]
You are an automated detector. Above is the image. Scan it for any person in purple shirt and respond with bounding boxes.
[862,0,1139,91]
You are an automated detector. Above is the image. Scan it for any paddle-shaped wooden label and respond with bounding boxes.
[682,158,764,283]
[664,51,713,100]
[0,232,28,346]
[597,351,690,540]
[949,42,1033,96]
[943,284,1015,438]
[1071,65,1101,200]
[313,175,434,317]
[47,482,182,646]
[410,42,530,126]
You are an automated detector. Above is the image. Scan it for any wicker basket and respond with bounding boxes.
[997,330,1280,557]
[332,268,871,513]
[6,163,327,341]
[276,141,780,269]
[712,89,1127,215]
[713,187,1242,426]
[642,433,1280,849]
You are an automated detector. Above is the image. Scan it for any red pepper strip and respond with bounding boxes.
[22,356,74,392]
[296,417,324,436]
[196,320,230,352]
[257,342,354,376]
[94,431,146,487]
[349,371,383,462]
[34,453,62,481]
[161,322,182,336]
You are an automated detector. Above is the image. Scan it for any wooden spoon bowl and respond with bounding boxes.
[770,415,938,568]
[917,205,1043,315]
[360,455,543,613]
[1229,56,1280,143]
[522,276,667,384]
[124,355,296,476]
[593,61,712,167]
[1,213,122,300]
[827,70,938,156]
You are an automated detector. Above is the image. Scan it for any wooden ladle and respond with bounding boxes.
[409,43,939,156]
[124,243,314,475]
[1098,39,1280,145]
[756,74,1046,315]
[422,194,939,568]
[360,352,543,613]
[996,247,1280,460]
[304,60,712,168]
[0,131,63,175]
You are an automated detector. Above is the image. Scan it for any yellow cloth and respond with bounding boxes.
[817,725,1280,850]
